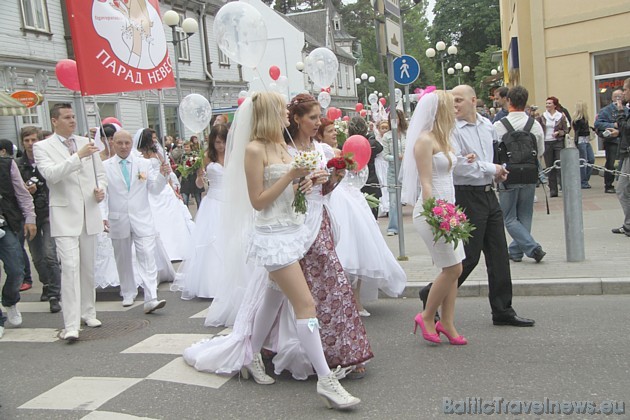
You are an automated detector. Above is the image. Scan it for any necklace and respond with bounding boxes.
[296,138,313,151]
[276,142,290,163]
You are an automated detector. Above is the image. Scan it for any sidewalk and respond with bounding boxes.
[378,174,630,297]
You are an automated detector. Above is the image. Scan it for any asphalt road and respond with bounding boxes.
[2,292,629,419]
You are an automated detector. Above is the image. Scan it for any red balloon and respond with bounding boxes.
[342,135,371,171]
[326,107,338,120]
[355,103,364,112]
[269,65,281,81]
[237,97,245,106]
[55,59,81,92]
[342,116,350,121]
[379,97,386,106]
[359,109,367,117]
[102,117,122,127]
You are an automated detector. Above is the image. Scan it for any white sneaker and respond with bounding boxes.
[122,298,134,307]
[317,371,361,409]
[358,309,371,317]
[7,305,22,326]
[387,231,395,236]
[82,318,102,328]
[241,352,275,385]
[62,329,79,341]
[144,299,166,314]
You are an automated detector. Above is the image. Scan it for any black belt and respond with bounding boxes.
[455,184,494,192]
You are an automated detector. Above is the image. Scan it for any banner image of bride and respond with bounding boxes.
[93,0,168,69]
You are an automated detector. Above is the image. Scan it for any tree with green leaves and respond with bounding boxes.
[430,0,501,87]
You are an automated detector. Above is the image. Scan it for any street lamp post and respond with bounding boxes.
[354,73,375,106]
[447,63,470,86]
[163,10,198,140]
[425,41,458,90]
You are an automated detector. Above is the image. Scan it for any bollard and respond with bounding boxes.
[560,147,585,261]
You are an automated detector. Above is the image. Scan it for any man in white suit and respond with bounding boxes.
[33,103,106,341]
[103,130,167,314]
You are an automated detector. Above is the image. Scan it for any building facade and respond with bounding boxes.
[498,0,630,153]
[1,0,358,145]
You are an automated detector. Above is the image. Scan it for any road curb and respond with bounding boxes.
[399,277,630,299]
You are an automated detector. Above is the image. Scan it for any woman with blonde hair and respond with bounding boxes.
[402,91,469,346]
[183,92,360,410]
[572,101,595,189]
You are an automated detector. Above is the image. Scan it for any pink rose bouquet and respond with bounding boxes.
[420,197,475,248]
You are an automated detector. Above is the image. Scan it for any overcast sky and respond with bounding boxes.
[341,0,436,22]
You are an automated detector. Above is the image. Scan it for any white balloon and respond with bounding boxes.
[213,2,267,68]
[317,91,331,109]
[395,88,402,102]
[304,48,338,89]
[276,75,289,88]
[368,93,378,106]
[238,90,248,98]
[179,94,212,133]
[346,167,369,189]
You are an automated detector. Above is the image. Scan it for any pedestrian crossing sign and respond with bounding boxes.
[393,54,420,86]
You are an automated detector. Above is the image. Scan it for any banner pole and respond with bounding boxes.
[158,89,167,162]
[79,95,99,188]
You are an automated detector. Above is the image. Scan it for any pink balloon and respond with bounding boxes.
[237,97,245,106]
[342,115,350,121]
[379,97,386,106]
[55,59,81,92]
[355,103,364,112]
[342,135,371,171]
[269,65,280,81]
[102,117,122,126]
[359,109,367,117]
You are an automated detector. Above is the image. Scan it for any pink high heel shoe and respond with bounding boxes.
[435,321,468,345]
[413,313,441,344]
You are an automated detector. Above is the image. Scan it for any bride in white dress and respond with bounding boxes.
[171,124,228,299]
[401,91,469,346]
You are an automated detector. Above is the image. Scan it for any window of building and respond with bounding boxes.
[337,69,343,89]
[20,0,50,33]
[175,14,191,62]
[164,105,179,138]
[592,48,630,154]
[333,18,341,31]
[218,47,230,66]
[20,106,41,128]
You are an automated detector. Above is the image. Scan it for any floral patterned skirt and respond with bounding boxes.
[300,209,374,368]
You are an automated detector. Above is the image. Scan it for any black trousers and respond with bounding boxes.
[455,188,516,318]
[544,140,564,195]
[603,140,619,189]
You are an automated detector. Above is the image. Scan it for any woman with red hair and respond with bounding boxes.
[537,96,568,197]
[316,117,338,149]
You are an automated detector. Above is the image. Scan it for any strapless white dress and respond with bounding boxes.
[413,152,465,268]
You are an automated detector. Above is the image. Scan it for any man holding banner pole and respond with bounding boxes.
[34,103,107,342]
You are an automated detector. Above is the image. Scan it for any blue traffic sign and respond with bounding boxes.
[393,55,420,85]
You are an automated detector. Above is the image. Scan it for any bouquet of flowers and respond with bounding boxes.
[177,149,203,178]
[364,193,380,209]
[420,197,475,248]
[292,150,321,214]
[334,120,348,148]
[326,152,357,172]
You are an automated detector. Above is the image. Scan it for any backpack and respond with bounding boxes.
[497,117,539,185]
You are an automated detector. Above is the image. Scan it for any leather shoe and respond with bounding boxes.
[493,315,535,327]
[49,297,61,313]
[532,247,546,263]
[605,187,616,194]
[40,286,49,302]
[144,299,166,314]
[62,329,79,341]
[82,318,102,328]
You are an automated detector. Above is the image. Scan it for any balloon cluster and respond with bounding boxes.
[326,107,342,120]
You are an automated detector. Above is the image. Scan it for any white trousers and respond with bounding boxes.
[55,225,97,332]
[111,234,158,303]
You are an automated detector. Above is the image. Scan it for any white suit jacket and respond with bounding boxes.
[33,134,107,237]
[103,153,166,239]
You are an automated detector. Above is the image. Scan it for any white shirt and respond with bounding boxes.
[493,111,545,157]
[451,114,498,186]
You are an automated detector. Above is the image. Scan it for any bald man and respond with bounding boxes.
[420,85,535,327]
[102,130,169,314]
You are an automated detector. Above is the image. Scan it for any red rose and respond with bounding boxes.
[326,157,346,170]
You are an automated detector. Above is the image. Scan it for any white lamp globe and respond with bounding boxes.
[368,76,375,83]
[447,67,455,75]
[182,18,198,35]
[163,10,179,27]
[455,63,462,70]
[436,41,446,51]
[425,48,436,58]
[447,45,458,55]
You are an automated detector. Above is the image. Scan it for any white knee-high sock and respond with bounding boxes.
[250,287,285,353]
[296,318,331,378]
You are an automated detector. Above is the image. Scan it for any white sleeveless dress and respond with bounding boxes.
[171,162,224,299]
[246,163,310,270]
[412,152,465,269]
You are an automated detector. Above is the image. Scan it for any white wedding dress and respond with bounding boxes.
[172,162,224,299]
